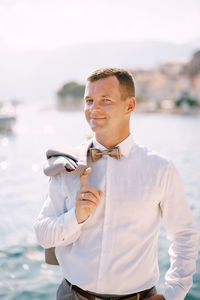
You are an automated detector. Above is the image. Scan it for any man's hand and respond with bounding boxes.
[146,295,166,300]
[75,168,103,224]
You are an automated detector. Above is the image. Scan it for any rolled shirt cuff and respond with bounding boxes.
[60,207,84,242]
[163,284,187,300]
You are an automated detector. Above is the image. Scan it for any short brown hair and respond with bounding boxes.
[87,67,135,99]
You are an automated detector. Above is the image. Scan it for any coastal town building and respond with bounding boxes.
[129,50,200,113]
[56,50,200,113]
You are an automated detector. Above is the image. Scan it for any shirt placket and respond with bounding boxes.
[97,156,112,292]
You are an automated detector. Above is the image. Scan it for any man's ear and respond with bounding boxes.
[127,97,136,113]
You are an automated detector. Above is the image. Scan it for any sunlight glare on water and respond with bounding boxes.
[0,103,199,300]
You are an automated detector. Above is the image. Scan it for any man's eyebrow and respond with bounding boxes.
[84,94,111,99]
[101,95,110,98]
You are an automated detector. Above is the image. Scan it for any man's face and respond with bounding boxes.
[84,76,133,136]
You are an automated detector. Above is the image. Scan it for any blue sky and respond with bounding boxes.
[0,0,200,51]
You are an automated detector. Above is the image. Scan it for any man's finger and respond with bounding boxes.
[79,192,100,206]
[80,168,91,187]
[80,184,101,200]
[98,191,104,198]
[76,200,97,214]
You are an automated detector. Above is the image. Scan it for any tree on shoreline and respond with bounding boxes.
[57,81,85,109]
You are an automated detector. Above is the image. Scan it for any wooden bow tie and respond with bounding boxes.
[89,147,121,162]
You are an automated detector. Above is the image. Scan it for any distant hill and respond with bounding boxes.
[0,40,199,102]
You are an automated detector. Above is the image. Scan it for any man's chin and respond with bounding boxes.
[90,126,100,132]
[89,125,105,134]
[88,120,109,134]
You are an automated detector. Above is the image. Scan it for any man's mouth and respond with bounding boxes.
[91,117,106,119]
[90,115,106,120]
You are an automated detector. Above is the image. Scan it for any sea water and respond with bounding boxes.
[0,104,199,300]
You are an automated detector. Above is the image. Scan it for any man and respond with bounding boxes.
[34,68,199,300]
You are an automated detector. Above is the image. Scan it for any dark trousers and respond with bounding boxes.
[56,279,157,300]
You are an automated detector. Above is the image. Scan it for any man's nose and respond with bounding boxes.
[90,101,101,111]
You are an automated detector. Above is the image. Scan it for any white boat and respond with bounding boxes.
[0,102,17,131]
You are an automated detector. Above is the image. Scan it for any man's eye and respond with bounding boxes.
[86,99,93,104]
[103,98,111,103]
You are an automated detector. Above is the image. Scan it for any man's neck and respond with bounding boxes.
[95,132,130,149]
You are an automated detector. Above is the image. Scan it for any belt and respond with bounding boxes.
[65,279,154,300]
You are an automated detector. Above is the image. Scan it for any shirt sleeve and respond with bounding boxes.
[34,173,83,249]
[160,162,199,300]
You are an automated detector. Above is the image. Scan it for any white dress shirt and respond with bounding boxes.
[34,134,199,300]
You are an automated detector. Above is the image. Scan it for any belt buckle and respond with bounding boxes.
[121,293,141,300]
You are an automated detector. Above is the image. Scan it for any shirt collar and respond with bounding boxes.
[92,134,134,158]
